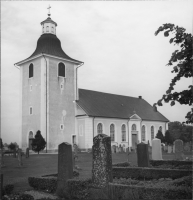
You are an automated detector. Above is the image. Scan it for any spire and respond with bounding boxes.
[47,5,51,17]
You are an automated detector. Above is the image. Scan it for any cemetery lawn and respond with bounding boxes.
[2,152,192,193]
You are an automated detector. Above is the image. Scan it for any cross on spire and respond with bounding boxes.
[47,5,51,17]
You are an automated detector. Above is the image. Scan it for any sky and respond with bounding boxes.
[1,1,192,145]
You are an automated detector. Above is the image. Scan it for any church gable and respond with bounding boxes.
[130,114,141,120]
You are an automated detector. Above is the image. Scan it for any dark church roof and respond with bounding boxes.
[76,89,169,122]
[16,34,83,65]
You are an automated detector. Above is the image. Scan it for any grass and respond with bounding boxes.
[1,151,191,193]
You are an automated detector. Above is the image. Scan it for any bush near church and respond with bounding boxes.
[156,130,165,143]
[31,130,46,154]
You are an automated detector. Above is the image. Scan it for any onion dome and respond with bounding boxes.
[27,33,82,63]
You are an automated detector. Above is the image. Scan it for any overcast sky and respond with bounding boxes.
[1,1,192,145]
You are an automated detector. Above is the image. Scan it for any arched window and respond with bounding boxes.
[58,62,65,77]
[141,125,146,141]
[151,126,154,140]
[46,26,49,32]
[122,124,126,141]
[51,27,54,33]
[110,124,115,141]
[159,126,162,132]
[29,63,33,78]
[132,124,136,131]
[29,131,33,139]
[97,123,103,134]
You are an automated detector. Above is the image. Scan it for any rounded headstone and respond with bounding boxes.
[152,138,162,160]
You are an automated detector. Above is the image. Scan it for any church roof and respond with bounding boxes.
[76,89,169,122]
[16,34,83,65]
[40,17,57,26]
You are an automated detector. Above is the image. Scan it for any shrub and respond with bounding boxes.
[31,130,46,154]
[2,184,14,196]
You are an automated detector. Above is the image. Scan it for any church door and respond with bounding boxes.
[29,139,33,150]
[132,134,137,149]
[72,135,76,145]
[29,131,33,150]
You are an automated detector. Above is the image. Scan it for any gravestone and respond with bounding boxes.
[116,146,119,153]
[164,145,168,151]
[120,147,124,153]
[73,144,78,161]
[184,143,190,152]
[18,149,23,166]
[134,142,137,153]
[56,142,73,195]
[92,134,112,187]
[172,144,175,153]
[174,139,184,160]
[111,146,114,153]
[112,145,116,153]
[167,145,172,153]
[13,148,17,158]
[137,143,149,167]
[26,148,29,158]
[152,138,162,160]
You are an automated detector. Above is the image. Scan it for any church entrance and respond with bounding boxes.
[132,133,138,150]
[72,135,76,145]
[29,131,33,150]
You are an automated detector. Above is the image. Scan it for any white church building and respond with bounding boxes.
[15,12,169,152]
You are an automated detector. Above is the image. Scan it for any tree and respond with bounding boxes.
[154,24,193,124]
[168,121,192,143]
[156,130,165,143]
[31,130,46,154]
[8,143,17,151]
[164,130,173,145]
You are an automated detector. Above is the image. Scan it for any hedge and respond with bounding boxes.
[107,183,192,199]
[149,160,192,167]
[112,167,192,180]
[112,162,131,167]
[67,178,92,199]
[28,171,80,194]
[28,177,57,193]
[66,179,192,199]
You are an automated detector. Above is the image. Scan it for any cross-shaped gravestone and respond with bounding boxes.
[92,134,112,187]
[56,142,73,196]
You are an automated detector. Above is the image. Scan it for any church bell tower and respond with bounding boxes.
[15,7,83,151]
